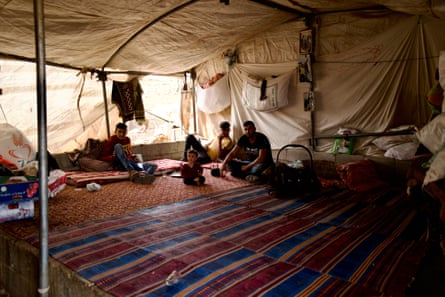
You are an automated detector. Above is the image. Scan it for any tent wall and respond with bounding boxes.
[196,12,445,154]
[0,60,117,153]
[0,60,187,154]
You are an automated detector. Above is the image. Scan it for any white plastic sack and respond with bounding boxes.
[242,71,292,112]
[196,75,231,114]
[0,123,36,169]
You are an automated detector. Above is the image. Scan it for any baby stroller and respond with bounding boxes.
[268,144,320,197]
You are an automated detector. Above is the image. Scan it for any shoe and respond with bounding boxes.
[86,182,101,192]
[129,170,139,181]
[129,170,139,182]
[245,175,260,183]
[133,174,156,184]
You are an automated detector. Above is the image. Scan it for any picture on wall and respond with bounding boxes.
[304,91,315,112]
[298,55,312,83]
[299,29,313,54]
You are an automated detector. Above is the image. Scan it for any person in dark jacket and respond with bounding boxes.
[220,120,273,183]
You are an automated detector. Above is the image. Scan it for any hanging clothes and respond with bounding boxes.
[111,78,145,122]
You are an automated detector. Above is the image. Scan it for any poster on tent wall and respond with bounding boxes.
[299,29,313,54]
[0,123,36,169]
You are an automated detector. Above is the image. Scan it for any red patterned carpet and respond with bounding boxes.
[23,185,429,297]
[0,170,249,239]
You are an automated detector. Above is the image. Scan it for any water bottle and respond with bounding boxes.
[165,270,180,286]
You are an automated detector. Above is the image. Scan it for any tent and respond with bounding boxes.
[1,0,445,155]
[1,1,445,296]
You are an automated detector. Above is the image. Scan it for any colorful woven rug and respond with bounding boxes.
[25,185,428,297]
[0,170,249,239]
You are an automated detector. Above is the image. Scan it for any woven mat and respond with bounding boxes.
[24,185,428,297]
[0,170,249,239]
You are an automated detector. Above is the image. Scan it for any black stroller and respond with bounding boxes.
[268,144,320,197]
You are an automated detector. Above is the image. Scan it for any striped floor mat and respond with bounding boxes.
[25,185,428,296]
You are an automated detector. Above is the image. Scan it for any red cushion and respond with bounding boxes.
[336,159,388,192]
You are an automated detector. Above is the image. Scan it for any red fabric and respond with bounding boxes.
[149,159,183,171]
[317,177,346,189]
[97,135,132,163]
[336,159,388,192]
[0,155,18,170]
[65,171,129,187]
[180,162,203,179]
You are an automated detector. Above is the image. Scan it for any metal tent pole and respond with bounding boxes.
[98,69,111,138]
[33,0,49,296]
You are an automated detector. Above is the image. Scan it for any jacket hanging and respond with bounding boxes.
[111,78,145,122]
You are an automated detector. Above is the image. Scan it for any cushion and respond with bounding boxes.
[416,112,445,154]
[65,171,129,188]
[383,142,419,160]
[424,146,445,185]
[82,138,107,159]
[336,159,388,192]
[78,157,113,172]
[372,125,417,151]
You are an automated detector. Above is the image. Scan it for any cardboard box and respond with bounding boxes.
[0,173,66,223]
[0,199,34,223]
[0,177,37,222]
[0,178,39,203]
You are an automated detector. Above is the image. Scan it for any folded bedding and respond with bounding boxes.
[66,158,184,187]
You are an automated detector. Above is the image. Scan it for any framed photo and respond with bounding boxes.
[299,29,313,54]
[298,55,312,83]
[304,91,315,112]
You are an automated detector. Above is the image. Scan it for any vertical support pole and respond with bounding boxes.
[190,69,197,134]
[33,0,49,296]
[98,70,110,138]
[192,80,197,134]
[310,110,315,150]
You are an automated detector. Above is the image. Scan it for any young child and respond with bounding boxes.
[180,149,205,186]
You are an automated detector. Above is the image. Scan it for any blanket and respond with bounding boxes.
[65,159,184,187]
[25,185,428,297]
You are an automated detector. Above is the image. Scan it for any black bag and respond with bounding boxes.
[268,144,320,197]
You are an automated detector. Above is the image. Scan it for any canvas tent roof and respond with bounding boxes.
[1,0,445,155]
[0,0,444,74]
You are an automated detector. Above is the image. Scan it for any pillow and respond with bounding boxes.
[423,146,445,185]
[416,112,445,153]
[372,125,417,151]
[336,159,388,192]
[384,142,419,160]
[78,157,113,172]
[82,138,107,159]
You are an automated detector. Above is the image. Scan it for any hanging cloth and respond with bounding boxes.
[112,78,145,122]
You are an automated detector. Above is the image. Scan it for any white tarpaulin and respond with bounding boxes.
[221,13,445,155]
[1,0,443,74]
[196,75,231,114]
[0,1,444,154]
